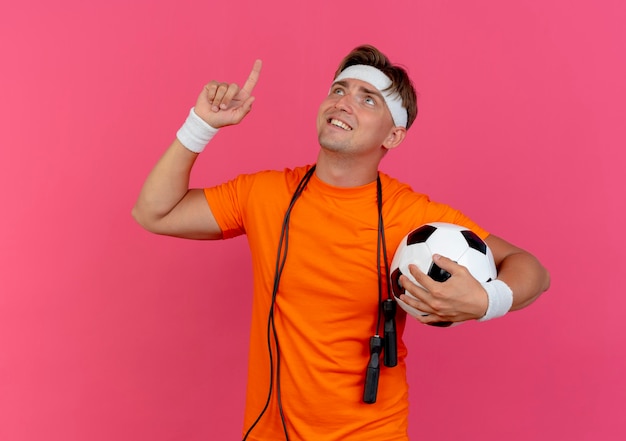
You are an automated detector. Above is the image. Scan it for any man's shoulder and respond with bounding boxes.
[379,172,428,200]
[221,165,314,200]
[224,165,311,185]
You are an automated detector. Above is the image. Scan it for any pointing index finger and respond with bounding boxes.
[242,59,262,95]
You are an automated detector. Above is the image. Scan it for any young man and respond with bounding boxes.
[133,45,550,441]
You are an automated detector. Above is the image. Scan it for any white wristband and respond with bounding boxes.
[478,279,513,322]
[176,107,219,153]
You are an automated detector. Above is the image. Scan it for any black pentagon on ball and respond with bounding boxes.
[390,268,404,298]
[428,321,454,328]
[427,262,452,282]
[406,224,437,245]
[461,230,487,255]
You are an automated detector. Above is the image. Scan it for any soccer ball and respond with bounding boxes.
[389,222,497,319]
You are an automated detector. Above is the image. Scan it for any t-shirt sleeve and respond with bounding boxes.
[390,184,490,241]
[422,198,490,240]
[203,176,252,239]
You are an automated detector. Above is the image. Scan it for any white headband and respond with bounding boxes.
[333,64,408,128]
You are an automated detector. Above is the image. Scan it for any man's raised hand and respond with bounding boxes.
[194,59,262,128]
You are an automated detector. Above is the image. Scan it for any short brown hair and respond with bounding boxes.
[334,45,418,129]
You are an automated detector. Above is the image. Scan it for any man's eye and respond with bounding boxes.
[364,97,375,105]
[333,87,345,95]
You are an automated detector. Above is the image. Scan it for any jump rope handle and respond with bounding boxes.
[363,335,383,404]
[383,299,397,368]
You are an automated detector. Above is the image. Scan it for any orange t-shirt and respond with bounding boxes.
[204,166,488,441]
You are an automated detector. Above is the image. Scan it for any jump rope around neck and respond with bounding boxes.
[242,165,398,441]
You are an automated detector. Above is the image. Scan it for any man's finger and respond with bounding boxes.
[219,83,241,109]
[432,254,462,275]
[407,264,433,289]
[210,83,232,110]
[242,59,262,94]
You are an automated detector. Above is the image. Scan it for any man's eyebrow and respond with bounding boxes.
[360,85,383,98]
[333,79,384,99]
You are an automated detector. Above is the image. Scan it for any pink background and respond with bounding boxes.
[1,0,624,440]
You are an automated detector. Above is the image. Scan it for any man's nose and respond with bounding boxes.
[334,93,354,112]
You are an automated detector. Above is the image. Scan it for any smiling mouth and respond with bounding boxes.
[328,118,353,131]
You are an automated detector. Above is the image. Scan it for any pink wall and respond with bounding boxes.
[1,1,624,440]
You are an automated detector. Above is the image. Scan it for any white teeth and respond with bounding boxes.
[330,119,352,131]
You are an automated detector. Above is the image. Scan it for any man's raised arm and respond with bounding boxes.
[131,60,262,239]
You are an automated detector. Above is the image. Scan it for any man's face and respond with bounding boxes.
[316,78,396,157]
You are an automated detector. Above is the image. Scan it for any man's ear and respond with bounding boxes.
[382,126,407,150]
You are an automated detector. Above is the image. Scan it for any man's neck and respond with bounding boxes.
[314,150,381,187]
